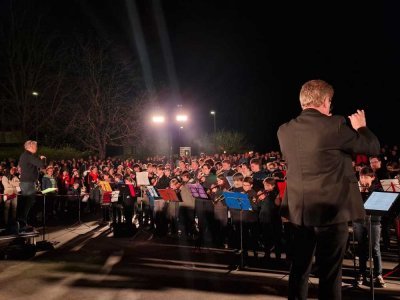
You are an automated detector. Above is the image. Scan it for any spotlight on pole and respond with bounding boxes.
[152,115,165,123]
[32,91,39,96]
[210,110,216,133]
[176,114,188,122]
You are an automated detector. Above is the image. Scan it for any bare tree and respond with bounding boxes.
[66,41,146,159]
[0,1,70,139]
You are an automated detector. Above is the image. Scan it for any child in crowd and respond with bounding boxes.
[242,176,260,259]
[258,178,282,261]
[355,166,386,288]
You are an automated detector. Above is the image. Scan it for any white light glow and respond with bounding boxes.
[152,116,165,123]
[176,115,188,122]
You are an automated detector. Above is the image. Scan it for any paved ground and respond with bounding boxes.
[0,221,399,300]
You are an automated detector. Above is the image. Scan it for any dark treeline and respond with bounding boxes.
[0,0,152,159]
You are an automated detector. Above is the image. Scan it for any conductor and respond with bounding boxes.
[277,80,380,300]
[18,140,46,231]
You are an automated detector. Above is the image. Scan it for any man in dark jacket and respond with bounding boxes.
[18,140,45,229]
[154,165,171,189]
[277,80,380,300]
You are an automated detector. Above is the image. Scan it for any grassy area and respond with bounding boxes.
[0,146,91,161]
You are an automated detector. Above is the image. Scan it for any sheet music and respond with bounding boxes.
[187,183,208,199]
[111,191,120,202]
[380,179,400,192]
[41,187,58,194]
[146,186,160,198]
[364,191,399,212]
[136,172,150,186]
[226,176,234,187]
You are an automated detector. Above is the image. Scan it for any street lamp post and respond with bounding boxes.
[210,110,217,151]
[178,126,184,138]
[151,112,188,165]
[176,114,188,160]
[210,110,216,134]
[32,91,39,141]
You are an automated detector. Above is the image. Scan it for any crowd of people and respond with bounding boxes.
[0,141,399,284]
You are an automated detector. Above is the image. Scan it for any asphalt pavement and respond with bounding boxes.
[0,221,399,300]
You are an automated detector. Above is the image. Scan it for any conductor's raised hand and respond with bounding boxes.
[348,109,367,130]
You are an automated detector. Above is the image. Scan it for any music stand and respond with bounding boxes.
[136,172,150,186]
[226,176,234,188]
[146,186,162,206]
[68,192,91,231]
[146,186,161,220]
[187,183,209,199]
[145,186,165,234]
[158,189,179,202]
[380,179,400,192]
[113,183,136,226]
[223,191,252,270]
[380,179,400,262]
[36,188,57,251]
[363,191,400,299]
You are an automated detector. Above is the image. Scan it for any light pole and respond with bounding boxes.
[210,110,216,134]
[151,113,188,165]
[151,114,169,162]
[176,114,188,159]
[32,91,39,141]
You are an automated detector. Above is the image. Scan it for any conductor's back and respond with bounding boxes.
[277,79,380,300]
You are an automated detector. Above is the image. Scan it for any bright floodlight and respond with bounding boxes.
[180,126,184,129]
[176,115,188,122]
[152,115,165,123]
[210,110,215,115]
[32,91,39,96]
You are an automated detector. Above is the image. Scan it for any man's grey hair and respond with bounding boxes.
[24,140,37,150]
[299,79,334,109]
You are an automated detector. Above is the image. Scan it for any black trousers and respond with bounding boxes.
[195,199,215,244]
[288,222,348,300]
[19,182,37,226]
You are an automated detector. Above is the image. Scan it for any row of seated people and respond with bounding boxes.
[81,158,288,263]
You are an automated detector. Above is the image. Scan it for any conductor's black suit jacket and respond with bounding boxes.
[277,109,380,227]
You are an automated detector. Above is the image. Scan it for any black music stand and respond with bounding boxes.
[363,191,400,299]
[223,191,252,270]
[146,186,162,206]
[146,186,166,234]
[68,193,91,231]
[187,184,210,245]
[36,188,57,251]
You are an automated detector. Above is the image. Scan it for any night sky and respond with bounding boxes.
[2,0,400,151]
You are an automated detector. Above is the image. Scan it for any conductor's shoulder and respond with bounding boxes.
[330,114,346,123]
[277,121,290,138]
[278,119,293,132]
[326,115,347,129]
